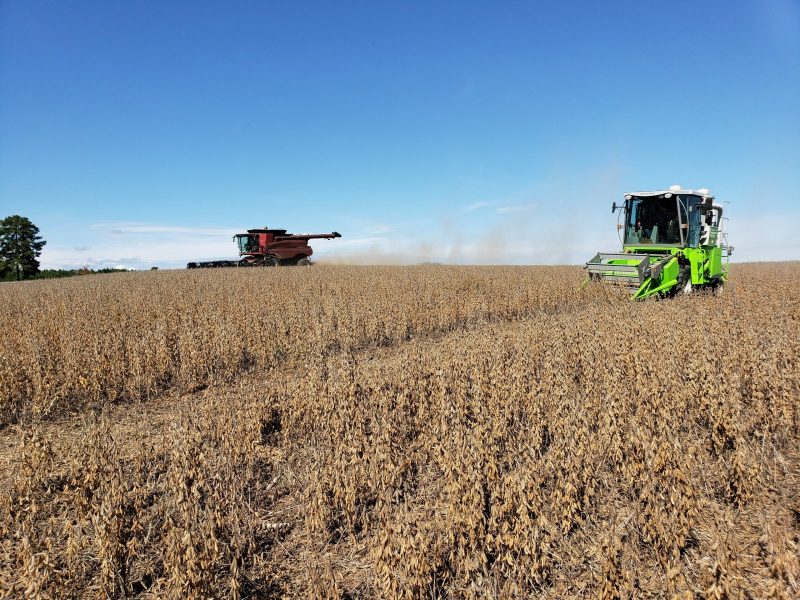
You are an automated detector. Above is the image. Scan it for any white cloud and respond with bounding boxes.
[463,201,494,212]
[91,222,237,237]
[496,204,535,214]
[366,224,394,234]
[41,221,241,269]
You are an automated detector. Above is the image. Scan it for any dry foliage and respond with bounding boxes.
[1,263,798,599]
[0,266,596,424]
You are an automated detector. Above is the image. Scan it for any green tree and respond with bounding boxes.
[0,215,46,281]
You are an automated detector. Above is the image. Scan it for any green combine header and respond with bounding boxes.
[586,186,733,299]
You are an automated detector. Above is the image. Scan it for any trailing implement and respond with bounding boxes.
[586,186,732,299]
[188,227,341,268]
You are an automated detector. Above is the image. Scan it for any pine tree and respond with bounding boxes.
[0,215,47,281]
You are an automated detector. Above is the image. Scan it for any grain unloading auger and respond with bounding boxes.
[585,186,733,299]
[188,227,341,268]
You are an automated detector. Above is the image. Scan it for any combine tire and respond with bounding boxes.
[297,258,311,266]
[678,266,692,295]
[263,256,279,267]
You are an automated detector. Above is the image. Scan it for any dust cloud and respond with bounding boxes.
[315,170,624,265]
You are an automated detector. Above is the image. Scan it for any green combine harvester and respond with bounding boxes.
[586,186,733,299]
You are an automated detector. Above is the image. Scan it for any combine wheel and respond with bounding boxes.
[674,265,692,296]
[296,258,311,266]
[263,256,280,267]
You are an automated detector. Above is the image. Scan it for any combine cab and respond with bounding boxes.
[188,227,341,268]
[586,186,732,299]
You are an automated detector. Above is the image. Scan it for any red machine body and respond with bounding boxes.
[236,228,342,266]
[187,227,341,268]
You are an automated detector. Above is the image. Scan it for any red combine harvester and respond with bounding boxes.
[187,227,341,268]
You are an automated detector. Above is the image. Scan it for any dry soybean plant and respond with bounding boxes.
[0,263,798,598]
[0,266,600,424]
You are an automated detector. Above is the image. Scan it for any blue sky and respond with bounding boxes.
[1,0,798,268]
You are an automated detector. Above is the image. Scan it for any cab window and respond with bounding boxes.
[625,197,681,245]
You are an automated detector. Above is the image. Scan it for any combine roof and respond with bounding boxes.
[246,228,288,235]
[625,186,714,200]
